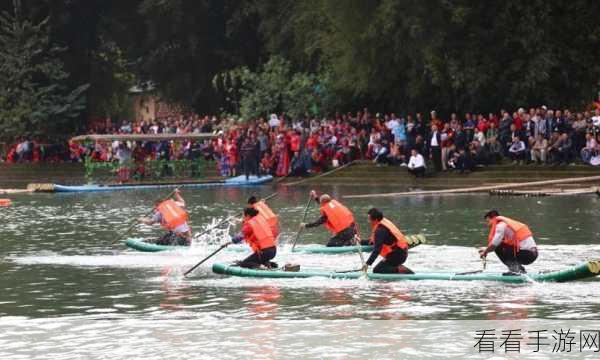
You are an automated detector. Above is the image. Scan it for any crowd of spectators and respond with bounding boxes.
[3,106,600,179]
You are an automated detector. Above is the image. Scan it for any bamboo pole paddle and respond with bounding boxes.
[184,242,231,276]
[112,187,179,244]
[291,195,313,251]
[353,233,368,276]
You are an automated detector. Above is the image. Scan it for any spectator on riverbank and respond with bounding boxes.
[407,149,426,177]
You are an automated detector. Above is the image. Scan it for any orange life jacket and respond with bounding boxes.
[245,215,276,253]
[320,200,355,234]
[156,199,189,231]
[487,216,533,253]
[369,218,408,258]
[252,201,280,237]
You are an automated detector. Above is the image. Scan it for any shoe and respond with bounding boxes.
[502,271,521,276]
[268,261,279,269]
[397,265,414,274]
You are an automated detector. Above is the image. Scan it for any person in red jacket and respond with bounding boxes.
[139,189,192,245]
[479,210,538,275]
[232,207,277,269]
[300,190,356,247]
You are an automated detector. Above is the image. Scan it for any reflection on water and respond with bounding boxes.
[1,188,600,324]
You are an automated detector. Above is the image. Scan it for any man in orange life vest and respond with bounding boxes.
[247,196,280,239]
[479,210,538,275]
[138,189,192,245]
[231,207,277,269]
[300,190,356,247]
[362,208,413,274]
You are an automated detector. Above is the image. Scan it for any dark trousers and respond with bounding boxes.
[495,244,538,271]
[407,166,426,177]
[155,232,189,246]
[326,225,356,247]
[238,246,277,268]
[431,147,442,171]
[373,248,410,274]
[242,157,257,179]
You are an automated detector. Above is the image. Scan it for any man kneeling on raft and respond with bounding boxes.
[300,190,357,247]
[138,189,192,245]
[479,210,538,275]
[231,207,277,269]
[361,208,413,274]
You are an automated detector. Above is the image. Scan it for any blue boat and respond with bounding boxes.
[52,175,273,193]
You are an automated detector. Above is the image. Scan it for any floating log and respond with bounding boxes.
[490,187,600,197]
[344,175,600,199]
[0,188,33,194]
[282,161,356,186]
[26,183,55,192]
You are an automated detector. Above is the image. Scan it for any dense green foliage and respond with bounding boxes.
[213,56,337,120]
[0,0,599,139]
[0,3,88,141]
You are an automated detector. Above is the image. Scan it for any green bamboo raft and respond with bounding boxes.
[291,234,426,254]
[125,234,426,253]
[212,260,600,283]
[124,238,249,253]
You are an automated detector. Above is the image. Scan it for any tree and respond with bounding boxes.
[213,56,334,120]
[0,0,88,141]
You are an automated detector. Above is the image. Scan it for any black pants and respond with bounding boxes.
[238,246,277,268]
[373,248,410,274]
[242,157,257,180]
[408,166,426,177]
[155,232,189,246]
[495,244,538,271]
[326,225,356,247]
[431,147,442,172]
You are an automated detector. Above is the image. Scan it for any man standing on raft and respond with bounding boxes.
[479,210,538,275]
[231,207,277,269]
[362,208,413,274]
[247,195,280,239]
[300,190,357,247]
[139,189,192,245]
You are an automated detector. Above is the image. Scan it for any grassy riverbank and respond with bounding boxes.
[1,161,599,190]
[278,161,600,189]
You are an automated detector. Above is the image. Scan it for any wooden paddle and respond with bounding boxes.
[457,250,488,275]
[192,192,279,241]
[291,194,313,251]
[113,187,179,244]
[184,242,231,276]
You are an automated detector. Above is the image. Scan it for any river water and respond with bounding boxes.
[1,185,600,358]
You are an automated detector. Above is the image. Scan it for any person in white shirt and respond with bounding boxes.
[386,114,399,131]
[508,136,526,164]
[268,114,280,128]
[407,149,426,177]
[479,210,538,275]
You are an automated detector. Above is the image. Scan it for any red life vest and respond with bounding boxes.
[156,199,189,231]
[245,215,276,253]
[320,200,354,234]
[488,216,533,253]
[369,218,408,258]
[252,201,280,238]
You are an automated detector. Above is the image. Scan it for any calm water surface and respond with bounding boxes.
[1,184,600,358]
